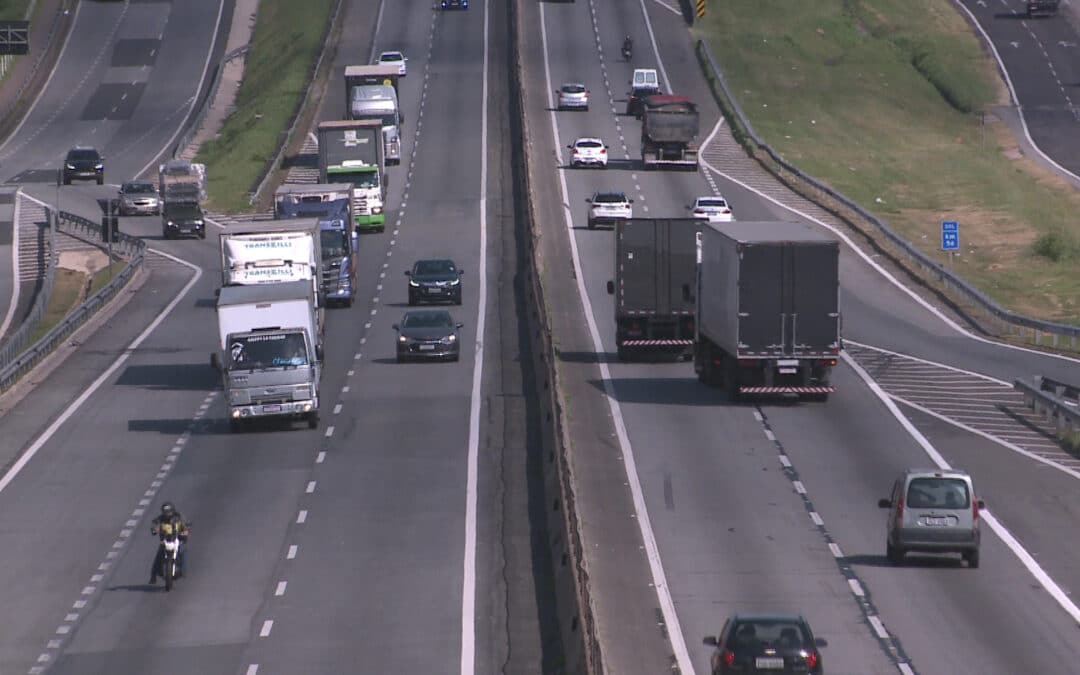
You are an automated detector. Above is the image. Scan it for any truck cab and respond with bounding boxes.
[276,196,359,307]
[627,68,660,118]
[350,85,402,165]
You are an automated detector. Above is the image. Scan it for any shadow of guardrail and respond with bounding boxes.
[694,39,1080,352]
[0,204,144,393]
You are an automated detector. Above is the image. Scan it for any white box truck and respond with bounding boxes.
[213,280,322,432]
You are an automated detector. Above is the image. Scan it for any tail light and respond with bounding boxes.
[694,209,706,216]
[972,495,979,523]
[721,649,735,666]
[721,208,731,214]
[805,650,818,669]
[818,358,837,366]
[600,148,606,154]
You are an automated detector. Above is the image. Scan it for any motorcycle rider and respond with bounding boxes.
[149,501,189,585]
[622,34,633,59]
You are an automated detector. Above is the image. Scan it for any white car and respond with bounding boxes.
[557,83,589,111]
[586,191,633,229]
[568,137,608,168]
[377,51,407,76]
[689,195,733,222]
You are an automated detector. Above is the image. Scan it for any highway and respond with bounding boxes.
[522,0,1080,674]
[958,0,1080,178]
[0,0,555,672]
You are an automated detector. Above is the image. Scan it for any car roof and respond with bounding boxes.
[903,468,973,481]
[404,308,453,318]
[68,146,99,154]
[730,613,808,623]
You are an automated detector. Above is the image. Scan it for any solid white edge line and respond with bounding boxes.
[459,0,489,671]
[0,191,22,338]
[0,249,201,494]
[887,393,1080,481]
[0,2,83,155]
[953,2,1080,185]
[135,0,227,179]
[539,4,695,674]
[843,351,1080,625]
[635,0,673,95]
[696,119,1080,366]
[844,339,1012,386]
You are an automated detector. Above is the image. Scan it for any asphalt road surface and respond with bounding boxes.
[0,0,548,673]
[522,0,1080,674]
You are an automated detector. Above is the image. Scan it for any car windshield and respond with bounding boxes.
[414,260,456,276]
[165,204,201,219]
[321,229,348,258]
[380,53,402,62]
[576,140,602,149]
[122,182,155,194]
[594,193,627,204]
[69,150,99,161]
[906,477,970,509]
[403,312,453,329]
[730,619,810,653]
[697,198,727,208]
[562,84,586,94]
[229,332,309,369]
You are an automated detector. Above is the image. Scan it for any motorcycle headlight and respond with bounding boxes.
[409,280,420,287]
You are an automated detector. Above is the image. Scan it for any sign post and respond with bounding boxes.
[941,220,959,271]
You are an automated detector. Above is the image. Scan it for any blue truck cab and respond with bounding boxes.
[277,198,359,307]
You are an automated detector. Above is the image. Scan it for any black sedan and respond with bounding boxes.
[393,310,463,362]
[704,614,826,674]
[406,259,463,306]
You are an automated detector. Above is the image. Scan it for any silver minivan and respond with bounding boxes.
[878,469,984,568]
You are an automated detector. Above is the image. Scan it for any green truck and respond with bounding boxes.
[317,119,387,232]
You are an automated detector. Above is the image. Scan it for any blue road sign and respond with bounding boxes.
[941,220,959,251]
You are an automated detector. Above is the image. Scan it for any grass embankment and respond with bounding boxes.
[27,268,85,344]
[696,0,1080,323]
[196,0,334,213]
[0,0,30,20]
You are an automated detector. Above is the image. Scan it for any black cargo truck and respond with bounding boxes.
[605,218,703,360]
[694,221,841,400]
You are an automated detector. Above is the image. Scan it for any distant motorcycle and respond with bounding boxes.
[622,44,632,61]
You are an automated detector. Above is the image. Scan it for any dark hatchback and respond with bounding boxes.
[393,310,463,362]
[704,614,827,675]
[63,147,104,185]
[406,259,463,306]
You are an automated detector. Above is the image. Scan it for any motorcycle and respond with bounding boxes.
[161,533,182,591]
[622,44,632,61]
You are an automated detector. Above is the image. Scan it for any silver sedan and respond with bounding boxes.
[118,181,161,216]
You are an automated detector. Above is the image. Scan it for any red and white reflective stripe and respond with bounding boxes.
[739,386,836,394]
[620,339,694,346]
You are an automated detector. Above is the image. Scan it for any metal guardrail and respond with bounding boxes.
[249,0,346,205]
[1014,376,1080,443]
[695,40,1080,351]
[171,44,251,161]
[0,209,145,392]
[0,202,56,368]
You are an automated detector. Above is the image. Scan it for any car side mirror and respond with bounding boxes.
[702,636,718,647]
[977,499,985,509]
[877,498,891,508]
[404,270,411,276]
[458,270,465,275]
[628,199,635,204]
[567,144,573,150]
[391,323,399,330]
[315,345,324,361]
[585,198,593,204]
[814,638,828,648]
[456,322,464,328]
[606,280,614,295]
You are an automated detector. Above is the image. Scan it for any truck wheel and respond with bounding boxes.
[963,548,980,569]
[805,392,830,403]
[587,218,595,230]
[886,540,904,565]
[199,230,206,240]
[616,346,628,362]
[307,412,319,429]
[229,419,243,433]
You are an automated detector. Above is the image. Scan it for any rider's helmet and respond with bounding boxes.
[161,502,175,517]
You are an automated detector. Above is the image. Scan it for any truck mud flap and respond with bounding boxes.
[620,339,694,347]
[739,385,836,394]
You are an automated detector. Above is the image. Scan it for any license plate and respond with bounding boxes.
[262,404,281,413]
[426,288,444,294]
[755,657,785,669]
[419,344,436,351]
[925,516,950,526]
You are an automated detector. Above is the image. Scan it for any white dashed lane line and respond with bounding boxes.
[752,407,917,674]
[26,392,219,675]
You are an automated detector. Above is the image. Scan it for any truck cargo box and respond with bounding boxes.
[698,221,840,358]
[614,218,701,316]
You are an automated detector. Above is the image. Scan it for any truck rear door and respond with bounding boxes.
[737,242,785,355]
[617,220,659,315]
[789,242,839,355]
